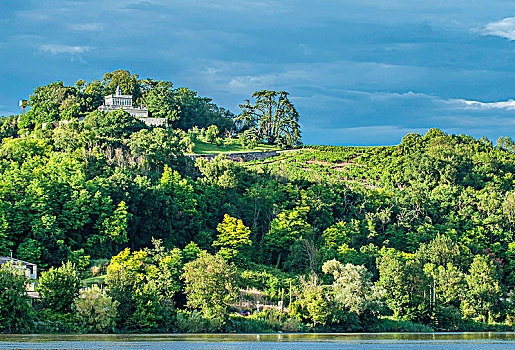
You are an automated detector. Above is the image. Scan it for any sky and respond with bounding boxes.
[2,1,515,145]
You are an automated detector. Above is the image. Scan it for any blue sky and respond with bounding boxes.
[2,0,515,145]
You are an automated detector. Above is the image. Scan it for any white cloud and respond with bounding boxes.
[483,17,515,40]
[39,44,91,55]
[228,75,277,90]
[450,98,515,110]
[68,23,103,32]
[433,114,515,128]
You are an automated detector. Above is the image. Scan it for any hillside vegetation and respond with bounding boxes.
[1,71,515,333]
[189,139,280,155]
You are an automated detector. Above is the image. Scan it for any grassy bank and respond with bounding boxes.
[188,139,280,155]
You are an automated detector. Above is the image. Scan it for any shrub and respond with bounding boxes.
[239,267,289,300]
[176,310,223,333]
[373,317,435,332]
[182,251,238,320]
[32,309,80,333]
[74,285,118,333]
[37,261,81,313]
[0,264,32,333]
[205,125,219,143]
[227,309,304,333]
[281,317,304,332]
[434,305,464,331]
[328,308,361,332]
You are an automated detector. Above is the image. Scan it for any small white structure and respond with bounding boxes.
[19,100,28,115]
[98,86,167,127]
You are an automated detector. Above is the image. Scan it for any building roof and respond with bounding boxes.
[0,257,36,267]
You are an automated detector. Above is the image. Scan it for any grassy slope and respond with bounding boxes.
[245,147,380,189]
[188,139,280,155]
[82,274,106,287]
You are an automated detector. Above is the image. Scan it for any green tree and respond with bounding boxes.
[82,79,105,111]
[52,118,85,152]
[157,166,202,247]
[263,206,313,268]
[82,109,146,140]
[181,251,238,320]
[290,273,330,327]
[128,128,184,171]
[377,248,428,320]
[37,261,81,313]
[195,155,238,189]
[140,80,180,122]
[322,222,352,249]
[212,214,252,260]
[171,87,234,132]
[0,114,19,140]
[238,90,301,147]
[205,124,219,143]
[74,284,119,333]
[145,239,184,301]
[101,201,131,255]
[105,241,181,331]
[416,234,471,271]
[102,69,141,101]
[24,81,78,126]
[239,128,260,149]
[496,136,515,153]
[504,242,515,286]
[0,263,32,333]
[182,241,202,263]
[105,248,146,328]
[423,262,465,307]
[322,260,382,315]
[462,255,502,323]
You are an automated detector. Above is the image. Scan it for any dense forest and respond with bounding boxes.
[1,70,515,334]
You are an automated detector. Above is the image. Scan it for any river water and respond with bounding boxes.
[1,333,515,349]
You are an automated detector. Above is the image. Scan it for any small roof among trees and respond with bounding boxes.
[0,257,37,267]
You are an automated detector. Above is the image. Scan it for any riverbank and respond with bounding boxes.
[21,310,515,335]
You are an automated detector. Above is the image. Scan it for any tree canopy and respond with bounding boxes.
[4,71,515,333]
[238,90,301,147]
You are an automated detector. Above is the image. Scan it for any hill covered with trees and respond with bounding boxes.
[1,71,515,334]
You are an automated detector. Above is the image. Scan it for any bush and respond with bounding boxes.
[281,317,304,332]
[0,264,33,333]
[37,261,81,313]
[239,264,291,301]
[176,310,223,333]
[373,317,435,332]
[74,285,118,333]
[228,315,273,333]
[328,308,362,332]
[182,251,238,320]
[227,309,304,333]
[434,305,464,331]
[205,125,219,143]
[32,310,81,333]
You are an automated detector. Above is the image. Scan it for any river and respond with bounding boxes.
[1,333,515,349]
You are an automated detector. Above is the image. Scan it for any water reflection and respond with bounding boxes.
[1,333,515,350]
